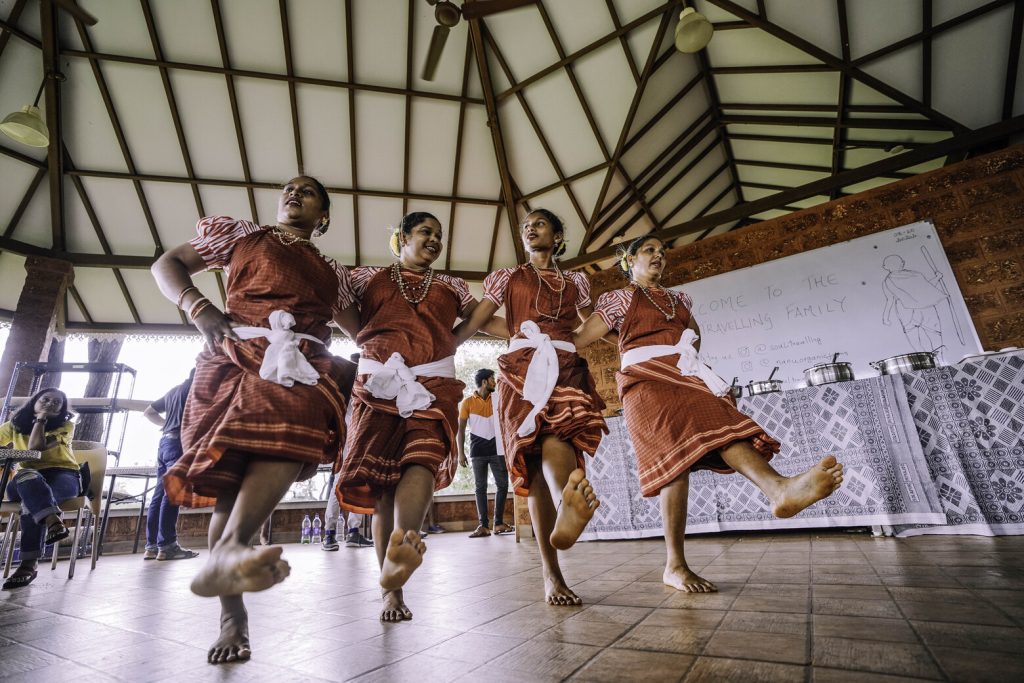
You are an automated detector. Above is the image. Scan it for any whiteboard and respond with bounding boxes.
[680,220,982,389]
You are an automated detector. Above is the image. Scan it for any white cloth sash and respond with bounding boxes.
[358,353,456,418]
[620,328,731,397]
[233,310,324,387]
[505,320,576,437]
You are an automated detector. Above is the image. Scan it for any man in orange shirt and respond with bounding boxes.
[458,369,512,537]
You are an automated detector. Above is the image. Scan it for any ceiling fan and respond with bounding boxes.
[421,0,538,81]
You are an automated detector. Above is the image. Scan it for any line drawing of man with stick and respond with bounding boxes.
[881,251,961,357]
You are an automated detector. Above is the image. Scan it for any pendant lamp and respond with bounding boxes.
[675,7,714,53]
[0,78,49,148]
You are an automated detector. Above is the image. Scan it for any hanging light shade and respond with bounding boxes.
[0,105,49,147]
[675,7,714,53]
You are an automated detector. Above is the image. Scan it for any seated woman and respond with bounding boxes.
[574,235,844,593]
[1,388,80,590]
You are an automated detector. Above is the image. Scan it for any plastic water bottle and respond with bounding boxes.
[311,514,323,544]
[300,514,312,544]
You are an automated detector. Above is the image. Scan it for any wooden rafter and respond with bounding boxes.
[706,0,967,133]
[695,31,743,213]
[73,18,164,253]
[728,132,929,149]
[922,0,933,107]
[40,0,63,251]
[604,0,640,83]
[1,168,45,240]
[0,143,45,168]
[467,9,524,262]
[0,0,28,62]
[720,114,946,130]
[533,1,661,240]
[445,40,475,270]
[496,1,679,102]
[1004,0,1024,120]
[211,0,259,223]
[0,15,37,49]
[68,286,93,324]
[279,0,303,174]
[561,114,1024,269]
[830,0,850,200]
[583,8,674,248]
[345,0,361,266]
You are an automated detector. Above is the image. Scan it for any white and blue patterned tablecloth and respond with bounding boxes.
[581,351,1024,541]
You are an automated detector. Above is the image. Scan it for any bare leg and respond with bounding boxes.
[190,459,301,598]
[660,472,716,592]
[721,442,844,518]
[526,444,582,606]
[204,492,250,664]
[544,438,599,550]
[380,465,432,591]
[374,491,410,623]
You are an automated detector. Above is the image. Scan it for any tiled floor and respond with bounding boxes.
[1,530,1023,682]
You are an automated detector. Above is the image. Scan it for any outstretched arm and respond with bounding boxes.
[573,312,612,350]
[332,304,361,341]
[454,298,501,345]
[152,243,239,349]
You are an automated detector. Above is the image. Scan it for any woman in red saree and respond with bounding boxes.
[335,212,493,622]
[574,235,844,593]
[151,176,359,663]
[460,209,606,606]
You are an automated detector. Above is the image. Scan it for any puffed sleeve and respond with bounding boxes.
[188,216,263,270]
[570,271,592,309]
[595,290,628,331]
[483,268,513,308]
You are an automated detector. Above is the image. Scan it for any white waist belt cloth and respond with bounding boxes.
[505,320,576,437]
[233,310,324,387]
[619,328,730,397]
[358,353,456,418]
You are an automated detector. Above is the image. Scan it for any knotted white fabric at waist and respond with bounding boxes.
[233,310,324,387]
[620,328,730,397]
[505,320,576,437]
[358,353,456,418]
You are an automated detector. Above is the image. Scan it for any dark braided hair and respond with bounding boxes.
[389,212,441,257]
[10,388,73,434]
[523,208,567,258]
[617,235,665,279]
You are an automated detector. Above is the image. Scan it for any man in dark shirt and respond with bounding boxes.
[142,369,199,561]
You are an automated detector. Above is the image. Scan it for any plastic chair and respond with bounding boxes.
[48,441,108,578]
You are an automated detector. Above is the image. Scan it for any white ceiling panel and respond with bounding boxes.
[351,0,408,89]
[315,193,356,265]
[456,107,502,198]
[8,173,52,248]
[707,22,824,67]
[119,268,179,324]
[353,92,406,191]
[78,177,156,256]
[570,40,638,154]
[715,72,839,105]
[197,186,256,225]
[61,58,129,173]
[492,210,518,269]
[499,97,559,192]
[287,0,350,81]
[220,0,284,74]
[149,0,222,68]
[482,5,562,87]
[408,98,461,196]
[520,69,605,177]
[861,45,923,105]
[764,0,842,58]
[448,203,496,272]
[543,0,618,55]
[169,70,244,179]
[75,0,152,58]
[0,157,39,231]
[138,181,201,248]
[847,0,922,61]
[235,78,298,182]
[296,85,353,188]
[356,196,404,266]
[0,253,28,311]
[63,181,106,254]
[72,268,136,323]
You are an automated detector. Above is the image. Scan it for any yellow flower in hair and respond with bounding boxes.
[389,230,401,257]
[620,253,630,272]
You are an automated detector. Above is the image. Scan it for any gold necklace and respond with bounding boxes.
[272,228,318,251]
[390,262,434,305]
[633,282,676,321]
[530,263,565,320]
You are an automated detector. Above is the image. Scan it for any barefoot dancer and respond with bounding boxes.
[574,236,844,593]
[151,176,359,663]
[460,209,607,606]
[335,213,490,622]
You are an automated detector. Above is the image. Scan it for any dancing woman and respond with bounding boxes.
[335,212,488,622]
[459,209,606,606]
[574,235,844,592]
[151,176,359,663]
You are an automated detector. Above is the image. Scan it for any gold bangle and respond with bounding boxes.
[187,297,213,321]
[176,285,199,309]
[189,302,214,322]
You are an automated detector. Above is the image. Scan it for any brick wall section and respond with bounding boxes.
[580,145,1024,412]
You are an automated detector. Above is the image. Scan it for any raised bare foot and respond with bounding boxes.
[190,544,290,598]
[664,566,717,593]
[771,455,844,518]
[208,606,251,664]
[380,529,426,591]
[380,588,414,622]
[550,469,600,550]
[545,577,583,606]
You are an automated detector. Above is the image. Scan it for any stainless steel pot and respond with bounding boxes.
[804,362,855,385]
[871,351,937,375]
[747,378,782,395]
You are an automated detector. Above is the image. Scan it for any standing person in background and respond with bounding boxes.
[323,353,372,551]
[458,368,513,537]
[142,369,200,561]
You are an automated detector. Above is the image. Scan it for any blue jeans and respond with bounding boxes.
[471,456,509,528]
[8,467,81,562]
[146,434,183,551]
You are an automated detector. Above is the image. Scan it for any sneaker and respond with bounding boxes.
[492,523,515,535]
[156,544,200,561]
[321,533,339,551]
[426,524,445,534]
[345,531,373,548]
[143,548,157,561]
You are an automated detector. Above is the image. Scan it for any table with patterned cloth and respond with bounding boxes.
[581,371,956,541]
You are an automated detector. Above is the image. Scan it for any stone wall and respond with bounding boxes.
[581,145,1024,412]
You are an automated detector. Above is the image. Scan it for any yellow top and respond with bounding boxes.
[0,420,78,471]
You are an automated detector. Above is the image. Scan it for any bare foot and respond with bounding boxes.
[380,529,426,591]
[771,456,844,518]
[208,606,251,664]
[664,566,717,593]
[380,589,414,622]
[190,544,290,598]
[545,577,583,606]
[550,469,600,550]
